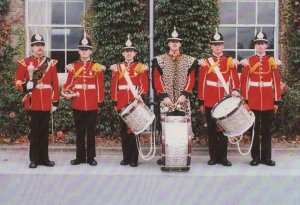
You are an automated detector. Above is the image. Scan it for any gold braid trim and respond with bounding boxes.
[249,62,260,73]
[119,64,127,79]
[74,66,85,77]
[207,59,218,74]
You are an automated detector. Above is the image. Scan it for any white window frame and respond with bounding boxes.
[219,0,279,59]
[25,0,85,72]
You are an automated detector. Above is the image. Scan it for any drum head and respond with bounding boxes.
[212,97,241,119]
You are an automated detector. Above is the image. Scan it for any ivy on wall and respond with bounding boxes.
[273,0,300,137]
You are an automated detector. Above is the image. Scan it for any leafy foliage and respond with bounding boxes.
[275,0,300,137]
[0,0,9,13]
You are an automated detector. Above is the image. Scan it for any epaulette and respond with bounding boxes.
[50,59,58,66]
[92,63,104,72]
[227,57,235,68]
[134,63,145,73]
[17,59,26,67]
[268,57,277,69]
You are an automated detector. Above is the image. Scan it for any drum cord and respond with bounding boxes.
[135,118,157,160]
[228,120,255,156]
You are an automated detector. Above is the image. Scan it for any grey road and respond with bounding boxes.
[0,147,300,205]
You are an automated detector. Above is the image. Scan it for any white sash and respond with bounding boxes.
[207,57,230,95]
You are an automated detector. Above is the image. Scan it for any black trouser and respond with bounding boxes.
[73,109,97,162]
[119,117,139,163]
[251,110,273,161]
[29,111,50,162]
[205,107,228,161]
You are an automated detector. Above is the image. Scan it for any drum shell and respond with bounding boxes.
[120,99,155,135]
[161,115,192,169]
[211,96,255,137]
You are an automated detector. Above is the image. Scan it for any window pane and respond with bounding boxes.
[219,27,236,49]
[67,51,80,65]
[237,51,254,61]
[66,2,84,24]
[67,28,83,49]
[238,27,255,49]
[258,2,275,24]
[220,2,236,24]
[266,51,274,56]
[237,51,254,72]
[238,2,255,24]
[28,0,48,24]
[223,51,235,59]
[51,51,65,73]
[51,28,65,49]
[261,27,274,49]
[51,2,65,24]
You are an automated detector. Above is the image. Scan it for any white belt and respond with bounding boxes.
[206,80,229,87]
[35,84,52,89]
[249,81,272,87]
[74,84,96,89]
[118,85,139,90]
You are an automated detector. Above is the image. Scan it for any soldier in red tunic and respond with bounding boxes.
[152,27,197,165]
[15,34,59,168]
[198,29,240,166]
[110,35,149,167]
[240,31,281,166]
[63,33,105,166]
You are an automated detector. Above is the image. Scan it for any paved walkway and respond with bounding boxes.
[1,146,300,205]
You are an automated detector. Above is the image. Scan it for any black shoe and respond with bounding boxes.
[220,159,232,167]
[29,161,38,168]
[250,158,260,166]
[208,159,217,165]
[157,158,162,165]
[120,160,129,166]
[70,159,81,165]
[130,162,138,167]
[87,158,97,166]
[40,160,55,167]
[261,159,275,166]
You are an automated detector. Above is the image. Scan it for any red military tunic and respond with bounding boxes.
[110,62,149,111]
[14,56,59,111]
[240,55,281,111]
[198,55,240,108]
[64,60,105,111]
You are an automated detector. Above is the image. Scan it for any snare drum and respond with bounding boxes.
[120,98,155,135]
[211,96,255,137]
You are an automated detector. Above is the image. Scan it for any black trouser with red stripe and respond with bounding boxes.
[119,117,139,164]
[205,107,228,161]
[251,110,274,161]
[73,109,97,162]
[29,111,50,162]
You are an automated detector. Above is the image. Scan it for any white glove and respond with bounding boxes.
[275,59,282,66]
[231,90,240,97]
[176,95,186,104]
[239,59,249,66]
[26,81,33,90]
[198,59,206,67]
[109,64,117,72]
[51,106,57,112]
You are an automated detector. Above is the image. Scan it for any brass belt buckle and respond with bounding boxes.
[83,84,87,90]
